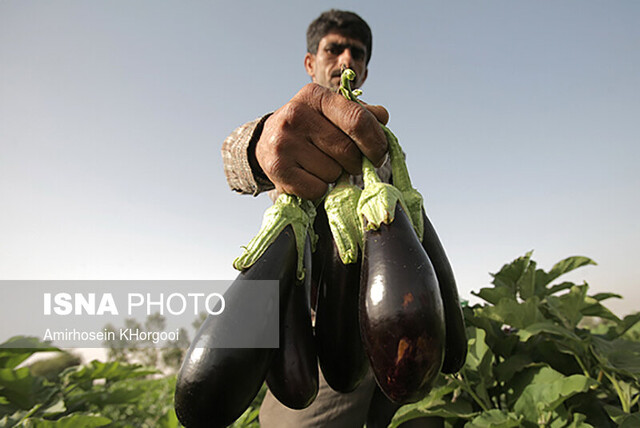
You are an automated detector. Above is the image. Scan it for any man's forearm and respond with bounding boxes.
[221,114,275,196]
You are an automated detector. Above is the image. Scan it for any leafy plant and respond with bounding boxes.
[0,339,179,427]
[391,252,640,427]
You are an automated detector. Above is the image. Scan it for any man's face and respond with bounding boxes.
[304,32,368,91]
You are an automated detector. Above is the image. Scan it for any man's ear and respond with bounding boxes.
[304,52,316,81]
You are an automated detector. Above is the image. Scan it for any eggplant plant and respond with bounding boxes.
[390,253,640,427]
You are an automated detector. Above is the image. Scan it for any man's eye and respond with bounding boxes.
[351,48,365,61]
[326,46,342,55]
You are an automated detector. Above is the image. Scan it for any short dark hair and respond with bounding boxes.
[306,9,372,65]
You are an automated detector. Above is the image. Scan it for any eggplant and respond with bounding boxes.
[421,207,467,374]
[310,205,331,312]
[266,236,318,409]
[360,204,445,404]
[175,226,297,428]
[315,232,368,393]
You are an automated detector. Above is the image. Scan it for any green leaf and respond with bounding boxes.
[591,336,640,378]
[479,297,545,329]
[546,281,576,296]
[391,398,476,427]
[464,409,522,428]
[516,259,537,300]
[580,298,621,323]
[23,414,111,427]
[545,285,590,328]
[66,382,148,407]
[0,337,59,370]
[565,412,594,428]
[535,256,596,290]
[516,321,581,342]
[490,252,533,292]
[513,366,596,423]
[620,413,640,428]
[590,292,622,302]
[0,367,56,411]
[62,361,157,387]
[465,328,494,379]
[472,286,516,306]
[460,328,495,409]
[495,354,533,382]
[605,405,640,426]
[604,313,640,340]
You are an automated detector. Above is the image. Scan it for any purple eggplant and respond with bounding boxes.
[315,238,368,392]
[266,236,318,409]
[175,226,297,428]
[310,205,330,311]
[360,204,445,404]
[421,208,467,373]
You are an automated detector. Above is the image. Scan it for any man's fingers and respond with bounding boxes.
[296,141,343,183]
[304,115,363,175]
[276,168,330,201]
[299,84,388,167]
[362,103,389,125]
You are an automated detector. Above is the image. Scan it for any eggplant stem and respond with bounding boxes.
[337,68,412,232]
[233,194,315,280]
[381,123,425,240]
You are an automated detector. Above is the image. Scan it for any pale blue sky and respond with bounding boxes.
[1,1,639,315]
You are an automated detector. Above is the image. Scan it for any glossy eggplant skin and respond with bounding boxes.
[360,204,445,404]
[266,237,318,409]
[315,237,368,393]
[310,204,330,312]
[175,226,297,428]
[421,208,467,374]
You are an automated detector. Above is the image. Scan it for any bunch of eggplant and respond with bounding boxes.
[175,195,319,428]
[174,68,467,427]
[324,68,468,404]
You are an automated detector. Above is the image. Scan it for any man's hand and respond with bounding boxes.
[254,83,389,200]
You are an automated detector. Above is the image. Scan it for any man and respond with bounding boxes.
[222,9,396,428]
[222,9,390,201]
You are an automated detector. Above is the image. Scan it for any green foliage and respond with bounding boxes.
[3,253,637,427]
[391,252,640,427]
[28,353,81,382]
[0,338,179,427]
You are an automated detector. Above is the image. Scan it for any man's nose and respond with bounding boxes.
[338,48,355,69]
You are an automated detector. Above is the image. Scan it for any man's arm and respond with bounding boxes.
[221,114,275,196]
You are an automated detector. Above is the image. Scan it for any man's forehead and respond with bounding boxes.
[319,32,366,49]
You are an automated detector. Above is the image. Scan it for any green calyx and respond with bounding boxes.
[324,174,363,264]
[382,125,425,240]
[357,157,409,231]
[233,193,315,281]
